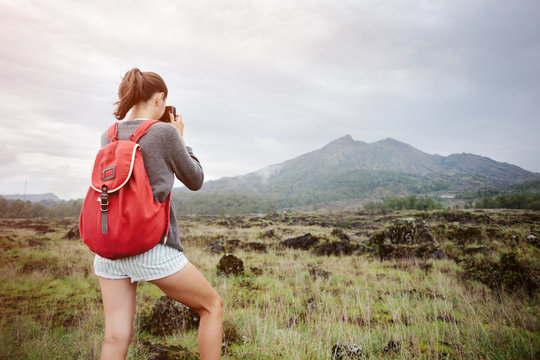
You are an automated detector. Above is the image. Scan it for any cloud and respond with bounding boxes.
[0,0,539,199]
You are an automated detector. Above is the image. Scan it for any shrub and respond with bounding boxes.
[459,250,539,296]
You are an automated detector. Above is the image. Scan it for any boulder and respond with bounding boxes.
[225,239,243,251]
[463,245,487,255]
[312,241,358,256]
[222,319,242,354]
[367,219,439,260]
[428,249,449,260]
[143,296,200,336]
[307,264,331,279]
[383,339,401,353]
[33,224,54,235]
[258,228,278,239]
[369,218,437,246]
[527,234,539,248]
[331,228,350,242]
[446,225,483,245]
[207,240,225,254]
[331,342,363,359]
[64,225,80,240]
[250,266,263,275]
[245,242,267,253]
[281,233,319,250]
[143,341,199,360]
[217,254,244,276]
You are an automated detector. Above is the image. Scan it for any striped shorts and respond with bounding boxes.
[93,243,189,283]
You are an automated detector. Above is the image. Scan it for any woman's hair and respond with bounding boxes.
[113,68,168,120]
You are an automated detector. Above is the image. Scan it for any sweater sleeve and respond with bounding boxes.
[160,125,204,191]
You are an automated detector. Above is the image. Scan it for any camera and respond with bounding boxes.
[159,105,176,122]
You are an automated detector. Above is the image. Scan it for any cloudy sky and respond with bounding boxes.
[1,0,539,200]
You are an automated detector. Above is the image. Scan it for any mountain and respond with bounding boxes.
[0,193,60,203]
[172,135,540,214]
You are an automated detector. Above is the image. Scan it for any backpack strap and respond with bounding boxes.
[107,123,119,142]
[107,119,160,143]
[130,119,160,143]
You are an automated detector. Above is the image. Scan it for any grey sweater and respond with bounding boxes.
[101,119,204,252]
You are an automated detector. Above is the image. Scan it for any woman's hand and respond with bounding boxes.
[170,113,185,144]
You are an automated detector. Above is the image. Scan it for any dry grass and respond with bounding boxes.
[1,210,539,359]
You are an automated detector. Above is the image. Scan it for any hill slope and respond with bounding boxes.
[173,135,540,214]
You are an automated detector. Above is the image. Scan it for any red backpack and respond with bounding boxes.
[79,119,170,259]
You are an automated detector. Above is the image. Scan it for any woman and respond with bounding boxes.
[93,68,223,360]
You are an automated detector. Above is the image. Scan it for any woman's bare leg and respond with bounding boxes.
[97,277,138,360]
[149,261,223,360]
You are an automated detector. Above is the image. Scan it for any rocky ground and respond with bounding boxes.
[1,209,539,359]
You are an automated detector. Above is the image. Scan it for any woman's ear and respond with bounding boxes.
[154,92,165,106]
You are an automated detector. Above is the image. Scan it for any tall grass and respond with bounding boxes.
[1,211,539,359]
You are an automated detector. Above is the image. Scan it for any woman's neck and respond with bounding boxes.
[126,104,155,121]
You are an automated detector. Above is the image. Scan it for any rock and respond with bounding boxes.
[207,240,225,254]
[436,314,459,324]
[331,228,350,242]
[143,341,199,360]
[367,219,439,260]
[304,297,317,311]
[308,264,331,279]
[383,339,401,352]
[217,254,244,276]
[418,261,433,273]
[433,210,491,225]
[64,225,80,240]
[222,319,242,354]
[459,251,539,296]
[446,225,483,245]
[225,239,242,251]
[463,246,487,255]
[286,312,308,328]
[281,233,319,250]
[27,237,49,247]
[250,266,263,275]
[331,342,363,359]
[312,241,358,256]
[428,250,448,259]
[143,296,200,336]
[527,234,539,248]
[258,228,278,239]
[33,224,54,235]
[369,218,437,246]
[245,242,267,253]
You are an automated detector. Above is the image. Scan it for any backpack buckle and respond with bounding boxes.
[100,185,109,212]
[102,166,115,181]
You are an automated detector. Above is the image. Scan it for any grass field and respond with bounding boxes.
[1,209,539,359]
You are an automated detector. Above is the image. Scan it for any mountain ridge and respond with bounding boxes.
[172,135,540,213]
[0,193,59,203]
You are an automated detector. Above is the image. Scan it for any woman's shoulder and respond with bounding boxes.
[145,120,178,140]
[148,120,176,132]
[100,120,177,146]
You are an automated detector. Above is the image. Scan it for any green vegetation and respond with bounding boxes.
[173,170,453,215]
[1,209,539,359]
[455,180,540,210]
[475,192,540,210]
[364,195,444,211]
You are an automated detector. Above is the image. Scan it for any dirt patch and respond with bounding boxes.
[26,237,50,247]
[0,235,17,251]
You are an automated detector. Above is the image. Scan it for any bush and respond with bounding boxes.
[459,250,539,296]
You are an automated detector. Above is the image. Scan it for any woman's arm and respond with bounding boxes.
[161,124,204,191]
